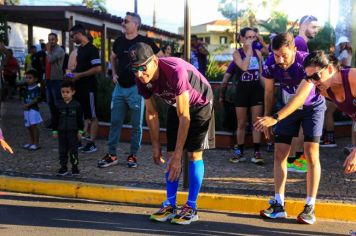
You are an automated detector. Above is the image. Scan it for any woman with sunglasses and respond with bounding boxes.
[222,27,264,164]
[254,50,356,174]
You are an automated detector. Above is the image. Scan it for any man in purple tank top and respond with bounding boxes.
[255,50,356,175]
[128,42,214,225]
[257,33,326,225]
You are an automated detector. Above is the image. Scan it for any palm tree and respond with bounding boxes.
[258,11,298,35]
[82,0,107,13]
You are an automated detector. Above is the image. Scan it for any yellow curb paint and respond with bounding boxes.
[0,175,355,222]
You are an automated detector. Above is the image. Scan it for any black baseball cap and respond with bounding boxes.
[128,42,154,66]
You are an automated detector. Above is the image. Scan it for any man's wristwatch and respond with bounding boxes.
[272,113,280,122]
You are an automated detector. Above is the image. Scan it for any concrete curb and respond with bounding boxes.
[0,175,355,222]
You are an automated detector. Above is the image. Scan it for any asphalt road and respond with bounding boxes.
[0,192,355,236]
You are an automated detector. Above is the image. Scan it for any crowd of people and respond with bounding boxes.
[0,11,355,226]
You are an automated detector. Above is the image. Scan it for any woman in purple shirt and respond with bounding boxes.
[0,128,13,154]
[255,50,356,174]
[221,27,264,164]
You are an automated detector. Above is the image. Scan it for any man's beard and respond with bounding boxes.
[305,30,315,39]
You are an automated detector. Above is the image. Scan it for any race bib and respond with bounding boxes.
[248,57,259,70]
[282,90,303,110]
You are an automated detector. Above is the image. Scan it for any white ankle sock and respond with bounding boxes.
[306,197,315,206]
[275,194,284,205]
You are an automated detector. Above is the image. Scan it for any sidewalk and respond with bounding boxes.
[0,99,355,206]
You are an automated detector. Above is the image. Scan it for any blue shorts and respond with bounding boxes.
[274,99,326,143]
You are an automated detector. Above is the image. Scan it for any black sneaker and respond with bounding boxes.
[127,155,138,168]
[297,204,316,224]
[320,140,337,148]
[81,141,97,153]
[57,166,68,176]
[97,154,119,168]
[260,199,287,219]
[72,165,80,176]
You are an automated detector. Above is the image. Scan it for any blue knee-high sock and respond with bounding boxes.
[187,160,204,210]
[163,172,179,207]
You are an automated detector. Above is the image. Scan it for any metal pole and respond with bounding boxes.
[183,0,191,62]
[183,0,191,190]
[134,0,138,14]
[235,0,238,49]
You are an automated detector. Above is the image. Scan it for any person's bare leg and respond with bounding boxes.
[31,125,40,146]
[304,142,321,200]
[90,118,98,142]
[274,143,291,196]
[235,107,247,146]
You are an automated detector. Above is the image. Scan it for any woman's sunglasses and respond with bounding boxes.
[305,67,326,82]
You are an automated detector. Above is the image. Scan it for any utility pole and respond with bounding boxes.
[235,0,239,49]
[153,0,156,28]
[134,0,138,14]
[183,0,191,190]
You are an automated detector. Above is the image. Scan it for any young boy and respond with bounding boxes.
[52,80,84,176]
[23,69,43,150]
[0,128,13,154]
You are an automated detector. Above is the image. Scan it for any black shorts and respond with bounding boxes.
[75,88,97,119]
[166,102,215,152]
[235,81,264,107]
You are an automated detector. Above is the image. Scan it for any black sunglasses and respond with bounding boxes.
[305,68,326,82]
[131,57,153,73]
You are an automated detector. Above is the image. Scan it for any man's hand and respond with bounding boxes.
[343,148,356,174]
[165,153,182,181]
[254,116,278,131]
[112,74,119,84]
[72,73,81,81]
[0,139,13,154]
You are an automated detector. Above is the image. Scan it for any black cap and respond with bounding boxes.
[128,42,154,66]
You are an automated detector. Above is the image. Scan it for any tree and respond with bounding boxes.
[82,0,107,13]
[0,13,10,46]
[308,22,336,53]
[3,0,20,5]
[218,0,281,28]
[258,11,298,34]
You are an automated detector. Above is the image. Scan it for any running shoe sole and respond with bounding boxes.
[296,215,316,224]
[97,160,119,168]
[149,213,176,222]
[229,157,246,163]
[127,163,138,168]
[81,147,97,153]
[251,158,264,165]
[56,172,69,177]
[171,215,199,225]
[260,211,287,219]
[287,167,307,173]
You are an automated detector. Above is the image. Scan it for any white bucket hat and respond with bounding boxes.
[336,36,349,46]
